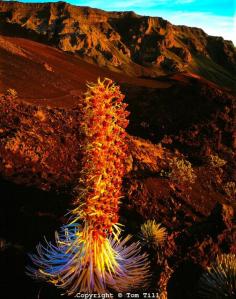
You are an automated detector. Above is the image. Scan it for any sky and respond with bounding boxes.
[19,0,236,45]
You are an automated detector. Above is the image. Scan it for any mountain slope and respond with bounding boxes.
[0,35,170,106]
[0,1,235,92]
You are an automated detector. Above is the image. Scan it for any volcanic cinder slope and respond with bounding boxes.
[0,34,171,105]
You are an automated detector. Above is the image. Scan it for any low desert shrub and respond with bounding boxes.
[223,181,236,199]
[6,88,18,99]
[207,154,227,168]
[169,157,196,185]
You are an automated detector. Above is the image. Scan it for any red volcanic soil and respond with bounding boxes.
[0,35,171,107]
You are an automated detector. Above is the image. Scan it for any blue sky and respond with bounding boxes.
[19,0,236,44]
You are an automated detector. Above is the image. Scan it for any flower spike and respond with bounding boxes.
[28,78,150,294]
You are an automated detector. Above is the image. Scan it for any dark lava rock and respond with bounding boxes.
[164,202,236,299]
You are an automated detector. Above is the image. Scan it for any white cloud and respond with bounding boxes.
[130,8,235,45]
[78,0,157,9]
[73,0,195,9]
[166,12,236,45]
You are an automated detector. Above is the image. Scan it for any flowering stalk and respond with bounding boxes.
[28,78,149,294]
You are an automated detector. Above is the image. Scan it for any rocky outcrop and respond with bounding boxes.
[165,203,236,299]
[0,1,235,80]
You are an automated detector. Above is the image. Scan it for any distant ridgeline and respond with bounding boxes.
[0,1,235,91]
